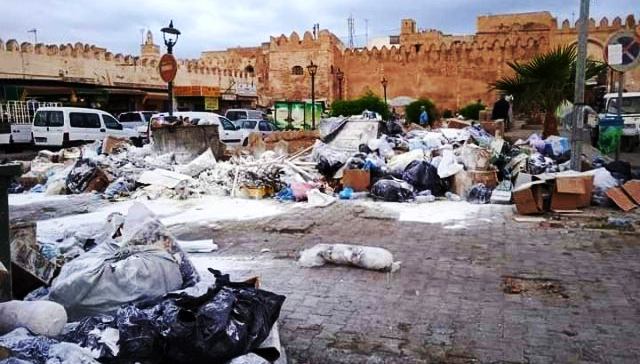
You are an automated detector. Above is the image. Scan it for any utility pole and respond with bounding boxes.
[27,29,37,44]
[348,15,355,49]
[570,0,590,171]
[365,19,369,47]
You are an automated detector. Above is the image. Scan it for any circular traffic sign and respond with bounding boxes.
[159,54,178,83]
[604,31,640,72]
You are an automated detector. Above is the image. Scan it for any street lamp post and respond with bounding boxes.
[307,61,318,129]
[381,77,388,105]
[336,68,344,100]
[161,20,181,117]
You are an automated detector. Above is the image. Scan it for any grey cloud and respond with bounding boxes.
[0,0,637,57]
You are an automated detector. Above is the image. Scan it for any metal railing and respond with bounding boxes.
[0,101,62,124]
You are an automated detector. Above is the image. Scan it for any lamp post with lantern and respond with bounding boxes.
[307,61,318,129]
[160,20,181,117]
[381,77,388,106]
[336,68,344,100]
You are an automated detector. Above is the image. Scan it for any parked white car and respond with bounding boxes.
[117,111,158,130]
[151,111,251,147]
[32,107,138,147]
[597,92,640,152]
[225,109,266,122]
[235,119,278,138]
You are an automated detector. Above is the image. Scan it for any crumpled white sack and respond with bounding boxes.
[437,149,464,178]
[298,244,400,272]
[0,300,67,337]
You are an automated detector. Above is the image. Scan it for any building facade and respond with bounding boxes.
[1,12,638,115]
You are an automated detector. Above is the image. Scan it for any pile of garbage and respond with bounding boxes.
[0,203,286,364]
[9,114,640,214]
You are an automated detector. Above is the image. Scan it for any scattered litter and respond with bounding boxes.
[176,239,219,253]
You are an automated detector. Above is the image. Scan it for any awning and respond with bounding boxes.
[145,92,169,100]
[104,88,146,96]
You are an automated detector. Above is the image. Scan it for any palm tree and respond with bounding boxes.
[491,45,606,137]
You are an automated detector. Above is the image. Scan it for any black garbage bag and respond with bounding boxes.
[370,178,415,202]
[316,156,344,178]
[467,183,493,204]
[66,158,99,194]
[159,269,285,363]
[358,143,372,154]
[63,269,286,364]
[402,160,448,195]
[346,153,367,170]
[383,121,404,136]
[605,160,632,182]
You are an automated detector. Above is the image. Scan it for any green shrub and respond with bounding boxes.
[405,99,437,124]
[442,109,453,119]
[459,101,486,120]
[330,90,390,119]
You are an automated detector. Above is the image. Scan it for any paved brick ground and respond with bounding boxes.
[178,201,640,364]
[10,197,640,363]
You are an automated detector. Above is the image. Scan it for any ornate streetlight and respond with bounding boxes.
[381,77,388,106]
[160,20,181,116]
[336,68,344,100]
[307,61,318,129]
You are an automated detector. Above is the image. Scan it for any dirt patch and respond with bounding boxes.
[502,276,569,299]
[264,220,315,234]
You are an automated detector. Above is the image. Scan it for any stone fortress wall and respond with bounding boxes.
[0,11,638,111]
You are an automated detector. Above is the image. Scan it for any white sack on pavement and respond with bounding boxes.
[0,300,67,337]
[298,243,400,272]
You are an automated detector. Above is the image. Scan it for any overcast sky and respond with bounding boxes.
[0,0,637,57]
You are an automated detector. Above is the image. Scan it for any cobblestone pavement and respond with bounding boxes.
[178,201,640,364]
[10,197,640,363]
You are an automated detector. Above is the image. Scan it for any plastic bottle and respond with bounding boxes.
[445,192,461,201]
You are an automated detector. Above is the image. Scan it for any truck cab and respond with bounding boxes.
[599,92,640,152]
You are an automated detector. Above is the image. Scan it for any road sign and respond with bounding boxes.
[158,54,178,83]
[604,31,640,72]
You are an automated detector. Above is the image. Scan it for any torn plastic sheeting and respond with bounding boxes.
[298,244,400,272]
[137,168,192,189]
[61,315,119,360]
[0,328,98,364]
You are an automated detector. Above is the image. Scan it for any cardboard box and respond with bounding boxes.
[550,175,594,211]
[102,135,130,155]
[513,180,546,215]
[452,170,474,197]
[469,169,498,188]
[342,169,371,192]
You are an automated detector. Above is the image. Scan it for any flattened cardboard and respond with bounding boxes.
[342,169,371,192]
[606,187,638,212]
[622,180,640,205]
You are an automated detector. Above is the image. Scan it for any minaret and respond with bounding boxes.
[140,30,160,60]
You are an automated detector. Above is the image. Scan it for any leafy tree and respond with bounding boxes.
[459,101,486,120]
[491,45,606,137]
[405,99,437,124]
[330,90,390,119]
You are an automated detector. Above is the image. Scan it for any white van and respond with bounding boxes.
[598,92,640,151]
[151,111,251,146]
[32,107,137,147]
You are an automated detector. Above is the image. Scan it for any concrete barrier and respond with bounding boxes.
[152,125,226,163]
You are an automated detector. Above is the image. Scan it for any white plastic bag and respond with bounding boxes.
[0,300,67,337]
[437,149,464,178]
